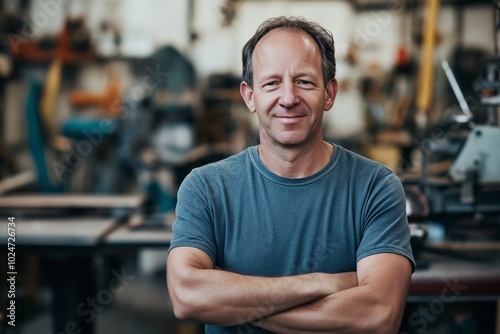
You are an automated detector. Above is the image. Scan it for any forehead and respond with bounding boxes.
[256,27,319,55]
[252,28,322,74]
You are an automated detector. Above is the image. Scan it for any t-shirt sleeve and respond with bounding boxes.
[356,169,416,272]
[168,170,217,263]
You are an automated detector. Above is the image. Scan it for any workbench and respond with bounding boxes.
[0,194,172,333]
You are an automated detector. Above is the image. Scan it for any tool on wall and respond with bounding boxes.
[415,0,440,131]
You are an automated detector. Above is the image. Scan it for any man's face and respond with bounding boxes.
[240,28,337,148]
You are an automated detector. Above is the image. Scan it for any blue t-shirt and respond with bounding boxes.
[169,145,415,333]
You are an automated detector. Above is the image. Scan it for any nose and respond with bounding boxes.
[279,81,299,108]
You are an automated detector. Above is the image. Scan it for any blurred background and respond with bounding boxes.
[0,0,500,333]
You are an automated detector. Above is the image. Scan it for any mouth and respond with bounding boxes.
[275,115,306,123]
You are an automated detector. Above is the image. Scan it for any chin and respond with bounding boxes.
[275,135,308,147]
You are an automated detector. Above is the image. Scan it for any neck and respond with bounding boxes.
[258,139,334,178]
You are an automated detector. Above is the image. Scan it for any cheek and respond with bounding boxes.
[254,96,274,113]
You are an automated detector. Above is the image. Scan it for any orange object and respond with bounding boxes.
[70,71,123,116]
[396,46,410,67]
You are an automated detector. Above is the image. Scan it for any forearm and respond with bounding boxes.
[170,268,328,325]
[167,249,357,326]
[259,281,407,334]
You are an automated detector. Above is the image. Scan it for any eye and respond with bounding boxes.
[262,81,279,90]
[298,80,312,85]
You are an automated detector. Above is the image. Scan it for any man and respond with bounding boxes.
[167,16,415,333]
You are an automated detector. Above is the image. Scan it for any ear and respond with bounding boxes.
[240,81,256,113]
[324,79,338,111]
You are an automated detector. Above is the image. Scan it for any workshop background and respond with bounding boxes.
[0,0,500,333]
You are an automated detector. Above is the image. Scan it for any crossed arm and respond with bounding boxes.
[167,246,412,333]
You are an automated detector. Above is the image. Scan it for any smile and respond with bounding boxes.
[276,115,305,123]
